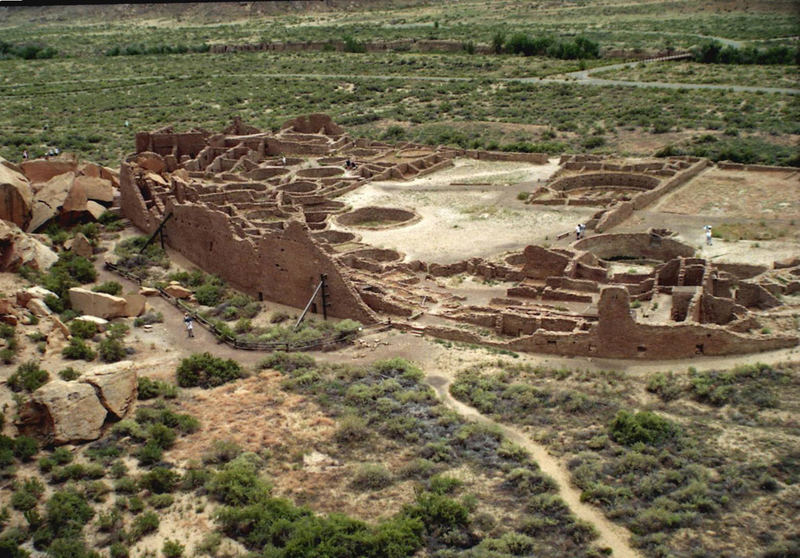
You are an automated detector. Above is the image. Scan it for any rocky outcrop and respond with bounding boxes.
[0,163,33,229]
[66,232,94,258]
[0,220,57,272]
[69,287,128,319]
[18,380,108,444]
[20,159,77,184]
[123,293,146,317]
[81,361,138,419]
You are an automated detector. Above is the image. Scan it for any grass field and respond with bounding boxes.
[595,61,799,88]
[0,0,797,166]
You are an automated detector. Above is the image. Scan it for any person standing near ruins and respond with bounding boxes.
[704,225,713,246]
[184,312,194,338]
[576,224,582,240]
[22,149,28,160]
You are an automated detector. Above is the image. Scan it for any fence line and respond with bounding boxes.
[105,262,388,352]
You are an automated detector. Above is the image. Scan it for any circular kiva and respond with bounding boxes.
[349,248,403,262]
[296,166,345,178]
[312,230,360,244]
[336,206,419,229]
[550,172,660,193]
[573,233,694,262]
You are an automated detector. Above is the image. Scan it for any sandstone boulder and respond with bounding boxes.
[19,380,107,444]
[0,220,57,272]
[27,298,52,317]
[74,175,115,203]
[69,287,128,319]
[16,286,58,307]
[69,232,94,258]
[49,315,70,340]
[81,361,138,419]
[86,201,107,220]
[29,171,75,231]
[123,293,146,317]
[136,152,166,174]
[0,163,33,229]
[20,159,77,184]
[774,256,800,270]
[139,287,160,297]
[163,284,191,299]
[62,176,89,213]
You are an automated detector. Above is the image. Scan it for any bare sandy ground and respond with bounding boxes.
[334,158,596,263]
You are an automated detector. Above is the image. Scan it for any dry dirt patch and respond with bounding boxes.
[653,167,800,220]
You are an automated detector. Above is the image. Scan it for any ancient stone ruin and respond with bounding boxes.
[118,114,798,359]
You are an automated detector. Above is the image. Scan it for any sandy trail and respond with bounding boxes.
[425,371,642,558]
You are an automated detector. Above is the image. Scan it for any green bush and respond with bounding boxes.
[13,437,38,461]
[162,539,184,558]
[109,542,129,558]
[57,367,81,381]
[11,478,44,511]
[69,320,97,339]
[139,467,180,494]
[129,511,159,541]
[402,491,470,536]
[98,337,126,363]
[206,455,272,506]
[647,372,683,402]
[608,410,680,447]
[7,361,49,392]
[334,414,370,444]
[195,283,225,306]
[137,377,178,400]
[259,351,316,373]
[351,463,394,491]
[136,440,163,467]
[91,281,122,296]
[176,352,245,388]
[62,338,96,361]
[133,311,164,327]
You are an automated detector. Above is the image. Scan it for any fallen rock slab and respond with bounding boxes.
[16,286,58,307]
[69,232,94,258]
[81,361,138,419]
[18,380,107,444]
[139,287,160,297]
[75,175,115,203]
[20,159,77,183]
[0,163,33,229]
[123,293,146,317]
[163,284,191,299]
[0,220,57,272]
[27,298,52,317]
[69,287,128,319]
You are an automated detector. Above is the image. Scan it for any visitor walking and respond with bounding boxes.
[22,149,28,160]
[704,225,712,246]
[184,313,194,338]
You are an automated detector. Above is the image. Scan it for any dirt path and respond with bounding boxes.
[424,371,642,558]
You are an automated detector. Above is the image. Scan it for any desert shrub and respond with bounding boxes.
[13,437,38,461]
[259,351,316,373]
[98,337,126,363]
[195,283,225,306]
[608,410,680,447]
[270,310,291,323]
[202,440,243,464]
[333,414,370,444]
[91,281,122,296]
[137,377,177,400]
[128,511,159,540]
[108,542,129,558]
[84,480,111,502]
[57,367,80,381]
[43,294,64,313]
[206,455,272,506]
[136,440,163,466]
[504,467,556,496]
[139,467,180,494]
[114,477,138,494]
[62,338,96,361]
[43,489,94,540]
[162,539,184,558]
[402,491,470,535]
[646,372,683,402]
[351,463,394,491]
[7,361,49,392]
[11,478,45,511]
[176,352,245,388]
[181,467,213,491]
[429,475,463,495]
[69,320,97,339]
[399,458,437,479]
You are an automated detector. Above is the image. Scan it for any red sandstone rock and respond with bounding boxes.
[0,220,57,272]
[136,152,166,174]
[74,175,115,203]
[20,159,77,183]
[163,284,191,299]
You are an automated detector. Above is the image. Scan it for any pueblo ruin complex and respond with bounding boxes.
[120,114,799,360]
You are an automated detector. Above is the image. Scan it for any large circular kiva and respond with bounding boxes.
[336,206,418,229]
